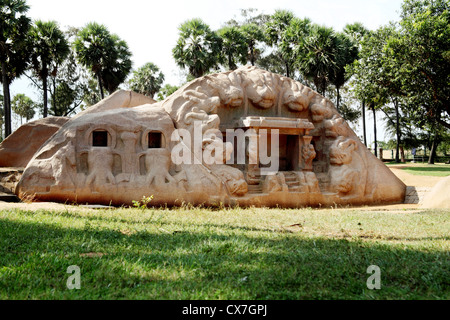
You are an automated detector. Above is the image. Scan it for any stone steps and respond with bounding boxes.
[0,192,20,202]
[247,184,262,194]
[0,167,23,202]
[283,172,301,192]
[404,186,432,204]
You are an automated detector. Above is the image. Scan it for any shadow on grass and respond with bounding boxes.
[0,217,448,300]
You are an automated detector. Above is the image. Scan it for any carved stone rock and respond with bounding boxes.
[0,117,69,168]
[16,66,406,207]
[421,176,450,209]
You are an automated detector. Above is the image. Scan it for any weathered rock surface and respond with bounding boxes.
[421,176,450,209]
[16,67,406,207]
[74,90,156,118]
[0,117,69,168]
[0,167,22,202]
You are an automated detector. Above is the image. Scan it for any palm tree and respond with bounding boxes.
[100,34,132,94]
[264,10,296,78]
[329,32,358,112]
[0,0,31,137]
[128,62,165,99]
[11,93,35,124]
[172,18,223,79]
[344,22,369,146]
[29,20,70,118]
[296,24,341,96]
[217,26,247,70]
[74,22,132,99]
[240,23,265,66]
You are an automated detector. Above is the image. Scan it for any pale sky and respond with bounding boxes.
[9,0,405,144]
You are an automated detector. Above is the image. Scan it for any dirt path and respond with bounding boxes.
[388,165,443,188]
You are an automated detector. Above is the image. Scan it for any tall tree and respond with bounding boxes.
[217,26,247,70]
[388,0,450,163]
[295,24,340,96]
[11,93,34,124]
[225,8,268,67]
[344,22,369,146]
[350,27,392,156]
[329,32,359,112]
[128,62,165,99]
[74,22,132,99]
[264,10,296,78]
[0,0,31,137]
[240,23,265,66]
[51,82,78,116]
[172,19,223,79]
[48,26,97,116]
[29,20,70,118]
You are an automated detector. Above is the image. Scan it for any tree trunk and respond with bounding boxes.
[43,75,48,118]
[336,86,341,113]
[284,59,290,78]
[1,59,12,138]
[400,146,405,163]
[97,73,105,99]
[395,99,401,163]
[228,54,235,70]
[250,44,255,66]
[51,76,57,116]
[371,103,378,158]
[362,100,367,147]
[428,133,438,165]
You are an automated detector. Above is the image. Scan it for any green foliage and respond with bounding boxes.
[47,27,90,117]
[225,8,268,67]
[239,23,265,66]
[0,0,31,84]
[11,93,34,122]
[156,84,179,101]
[131,195,154,210]
[0,0,32,137]
[265,10,295,46]
[329,32,359,110]
[74,22,132,98]
[29,20,70,118]
[128,62,165,99]
[336,99,361,123]
[51,82,77,116]
[349,26,397,109]
[29,20,70,79]
[295,24,340,96]
[217,26,247,70]
[172,18,223,78]
[264,10,297,78]
[389,0,450,130]
[343,22,370,43]
[80,77,102,107]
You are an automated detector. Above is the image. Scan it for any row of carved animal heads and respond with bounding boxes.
[205,67,316,112]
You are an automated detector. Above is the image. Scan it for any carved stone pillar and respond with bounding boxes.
[301,135,315,172]
[246,128,260,185]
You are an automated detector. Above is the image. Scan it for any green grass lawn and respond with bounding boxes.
[387,163,450,177]
[0,206,448,300]
[402,164,450,177]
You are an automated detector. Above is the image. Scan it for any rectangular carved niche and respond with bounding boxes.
[93,131,108,147]
[148,132,162,148]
